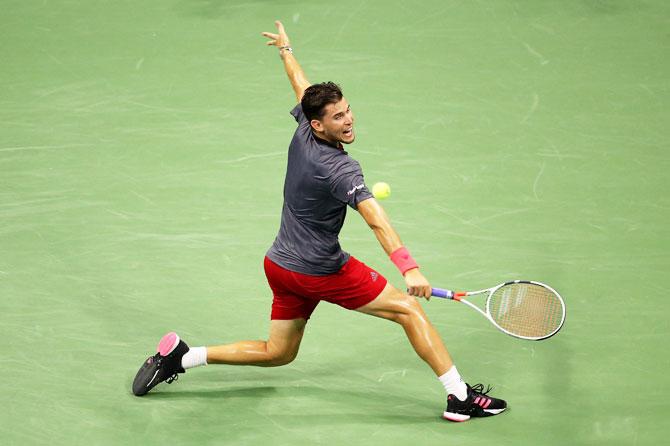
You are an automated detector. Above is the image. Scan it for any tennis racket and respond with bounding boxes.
[431,280,565,340]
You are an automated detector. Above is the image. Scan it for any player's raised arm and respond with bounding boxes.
[356,198,432,299]
[261,20,311,102]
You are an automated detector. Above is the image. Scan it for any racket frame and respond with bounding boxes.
[432,280,566,341]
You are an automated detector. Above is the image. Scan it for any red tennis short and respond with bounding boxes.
[264,256,388,320]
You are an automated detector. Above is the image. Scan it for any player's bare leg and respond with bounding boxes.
[356,282,453,375]
[132,319,306,396]
[206,318,307,367]
[356,282,506,421]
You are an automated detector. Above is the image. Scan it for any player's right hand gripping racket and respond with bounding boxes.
[431,280,566,340]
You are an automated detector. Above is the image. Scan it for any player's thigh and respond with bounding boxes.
[267,318,307,357]
[355,282,422,322]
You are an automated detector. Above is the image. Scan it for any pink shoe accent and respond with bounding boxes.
[474,397,481,405]
[157,332,180,356]
[482,398,492,409]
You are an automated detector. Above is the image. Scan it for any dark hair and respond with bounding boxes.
[301,82,343,121]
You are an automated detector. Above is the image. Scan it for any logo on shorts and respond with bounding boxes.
[370,271,378,282]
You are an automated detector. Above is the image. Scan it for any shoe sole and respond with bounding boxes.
[157,332,180,356]
[443,408,506,422]
[443,412,470,422]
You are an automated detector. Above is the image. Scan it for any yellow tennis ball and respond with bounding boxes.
[372,182,391,199]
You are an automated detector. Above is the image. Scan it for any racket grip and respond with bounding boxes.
[431,288,453,299]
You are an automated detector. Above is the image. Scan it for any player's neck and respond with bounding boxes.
[312,131,343,150]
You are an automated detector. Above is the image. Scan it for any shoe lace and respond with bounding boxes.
[154,353,179,385]
[166,373,179,384]
[470,383,494,396]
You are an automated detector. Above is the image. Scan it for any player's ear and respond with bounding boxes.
[310,119,323,132]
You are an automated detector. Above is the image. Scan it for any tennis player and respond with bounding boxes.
[132,21,506,422]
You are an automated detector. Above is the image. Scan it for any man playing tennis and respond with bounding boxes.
[132,21,506,422]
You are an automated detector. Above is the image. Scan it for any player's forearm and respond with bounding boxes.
[280,50,310,102]
[370,222,403,256]
[358,198,422,279]
[358,199,403,255]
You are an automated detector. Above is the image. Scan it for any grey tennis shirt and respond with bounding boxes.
[266,104,373,275]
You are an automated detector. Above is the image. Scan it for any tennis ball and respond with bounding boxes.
[372,182,391,199]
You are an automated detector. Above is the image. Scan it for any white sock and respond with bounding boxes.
[438,366,468,401]
[181,346,208,369]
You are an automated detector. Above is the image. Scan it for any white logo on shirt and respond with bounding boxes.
[347,184,364,196]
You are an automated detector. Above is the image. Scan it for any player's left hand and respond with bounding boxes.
[404,269,432,300]
[261,20,291,48]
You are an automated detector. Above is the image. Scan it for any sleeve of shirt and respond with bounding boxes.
[290,104,308,124]
[328,157,374,209]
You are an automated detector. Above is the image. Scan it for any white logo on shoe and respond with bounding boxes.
[146,370,160,387]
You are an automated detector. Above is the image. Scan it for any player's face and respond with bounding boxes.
[313,99,355,144]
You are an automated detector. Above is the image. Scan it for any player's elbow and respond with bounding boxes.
[369,224,391,244]
[362,211,387,232]
[366,220,383,231]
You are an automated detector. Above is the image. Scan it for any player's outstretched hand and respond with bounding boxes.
[405,269,432,300]
[261,20,290,48]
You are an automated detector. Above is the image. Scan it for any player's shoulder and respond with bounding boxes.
[321,149,362,177]
[290,103,308,124]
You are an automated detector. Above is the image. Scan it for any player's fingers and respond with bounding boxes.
[266,41,276,46]
[275,20,285,32]
[262,32,279,39]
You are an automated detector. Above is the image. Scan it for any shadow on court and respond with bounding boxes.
[140,385,441,425]
[144,386,280,400]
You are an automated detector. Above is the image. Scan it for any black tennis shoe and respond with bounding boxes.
[132,332,189,396]
[443,383,507,422]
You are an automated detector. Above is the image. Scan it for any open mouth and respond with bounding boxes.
[343,128,353,137]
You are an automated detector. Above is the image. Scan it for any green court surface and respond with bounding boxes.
[1,1,668,444]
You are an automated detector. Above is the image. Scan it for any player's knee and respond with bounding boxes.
[392,293,425,326]
[269,353,296,366]
[267,347,298,366]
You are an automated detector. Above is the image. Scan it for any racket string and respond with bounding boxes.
[488,283,563,338]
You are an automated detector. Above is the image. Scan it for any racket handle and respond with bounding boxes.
[431,288,453,299]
